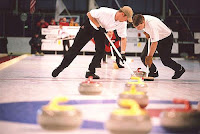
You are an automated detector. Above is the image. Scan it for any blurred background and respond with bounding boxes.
[0,0,199,57]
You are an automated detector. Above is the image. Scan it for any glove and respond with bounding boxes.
[143,32,150,39]
[121,53,126,63]
[98,26,106,33]
[145,56,153,68]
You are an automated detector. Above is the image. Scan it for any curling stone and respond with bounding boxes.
[160,98,200,132]
[134,68,146,78]
[37,96,82,130]
[197,102,200,111]
[78,76,103,95]
[105,99,152,134]
[118,85,148,108]
[125,76,148,93]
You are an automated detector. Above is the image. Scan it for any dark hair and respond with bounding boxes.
[132,14,144,27]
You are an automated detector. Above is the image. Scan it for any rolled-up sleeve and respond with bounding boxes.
[116,22,127,38]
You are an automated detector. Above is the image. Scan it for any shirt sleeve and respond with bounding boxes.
[90,8,103,19]
[148,23,159,42]
[116,22,127,38]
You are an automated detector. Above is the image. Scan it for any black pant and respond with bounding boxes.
[31,44,42,53]
[141,34,181,73]
[103,47,121,65]
[58,17,106,73]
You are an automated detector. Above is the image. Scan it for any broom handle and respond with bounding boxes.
[146,38,150,77]
[104,33,136,76]
[110,45,114,57]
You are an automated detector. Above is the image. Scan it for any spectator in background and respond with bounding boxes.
[59,17,69,26]
[104,31,124,68]
[29,33,44,56]
[69,18,79,26]
[36,18,49,38]
[93,31,124,68]
[57,24,70,55]
[49,18,56,25]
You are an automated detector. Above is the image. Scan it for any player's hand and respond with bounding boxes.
[145,56,153,67]
[98,26,106,33]
[121,53,126,63]
[143,32,150,39]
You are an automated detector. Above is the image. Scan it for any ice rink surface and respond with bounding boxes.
[0,54,200,134]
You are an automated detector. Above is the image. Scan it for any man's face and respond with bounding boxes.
[134,21,145,30]
[63,18,67,22]
[118,12,128,22]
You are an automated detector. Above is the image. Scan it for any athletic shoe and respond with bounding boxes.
[148,71,159,78]
[40,52,44,56]
[52,67,63,77]
[35,52,40,56]
[85,72,100,79]
[172,66,185,79]
[117,64,124,68]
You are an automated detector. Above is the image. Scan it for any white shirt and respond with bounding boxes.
[143,15,171,42]
[89,7,127,38]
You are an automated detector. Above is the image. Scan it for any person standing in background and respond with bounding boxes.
[29,33,44,56]
[49,18,56,25]
[57,24,70,55]
[36,18,49,38]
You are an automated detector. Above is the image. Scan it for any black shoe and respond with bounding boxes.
[52,67,64,77]
[148,71,159,78]
[85,72,100,79]
[172,66,185,79]
[117,64,124,68]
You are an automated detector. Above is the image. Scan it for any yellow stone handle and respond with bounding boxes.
[123,85,145,95]
[128,76,144,85]
[130,76,142,81]
[45,96,75,111]
[113,99,146,116]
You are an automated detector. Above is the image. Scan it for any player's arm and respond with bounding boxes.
[149,41,158,56]
[87,12,100,28]
[120,38,127,53]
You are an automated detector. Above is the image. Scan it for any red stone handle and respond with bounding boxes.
[137,68,141,72]
[173,98,192,111]
[83,76,93,83]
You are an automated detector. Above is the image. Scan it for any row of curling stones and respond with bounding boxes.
[118,85,148,108]
[106,99,152,134]
[160,98,200,132]
[125,76,148,93]
[37,96,82,130]
[78,76,103,95]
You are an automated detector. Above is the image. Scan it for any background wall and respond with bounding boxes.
[0,0,199,56]
[7,37,31,54]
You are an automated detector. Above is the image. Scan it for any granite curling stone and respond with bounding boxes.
[78,76,103,95]
[134,68,146,78]
[160,98,200,132]
[37,96,82,130]
[125,76,148,93]
[106,99,152,134]
[118,85,148,108]
[197,101,200,111]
